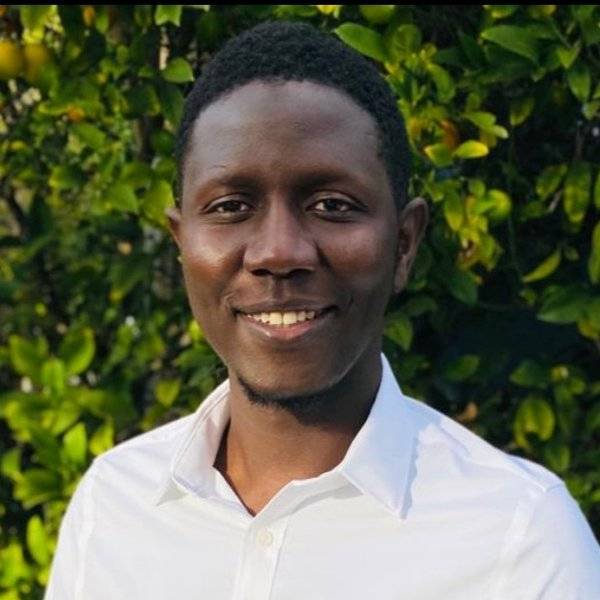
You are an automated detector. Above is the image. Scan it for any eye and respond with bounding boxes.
[311,197,355,214]
[208,198,251,214]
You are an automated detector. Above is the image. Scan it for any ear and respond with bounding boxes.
[393,197,429,294]
[165,206,182,250]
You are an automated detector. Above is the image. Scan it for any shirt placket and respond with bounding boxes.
[229,473,347,600]
[232,515,291,600]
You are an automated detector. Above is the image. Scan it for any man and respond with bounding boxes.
[45,21,600,600]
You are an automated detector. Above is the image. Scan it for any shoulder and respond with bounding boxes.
[403,393,563,495]
[83,411,196,501]
[403,394,600,598]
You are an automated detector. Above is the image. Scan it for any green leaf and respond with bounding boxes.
[442,354,480,382]
[584,100,600,120]
[161,57,194,83]
[543,440,571,473]
[510,359,548,388]
[158,82,184,126]
[566,61,591,102]
[556,44,580,69]
[124,84,161,117]
[427,63,455,103]
[457,31,485,68]
[443,193,463,231]
[485,189,512,222]
[538,286,589,324]
[8,335,48,380]
[107,182,138,214]
[41,357,66,395]
[120,161,153,189]
[401,294,438,317]
[26,515,50,566]
[588,222,600,284]
[334,23,386,63]
[109,255,152,303]
[154,5,182,26]
[359,5,396,25]
[536,164,567,201]
[595,171,600,210]
[89,421,114,456]
[1,447,22,481]
[446,268,478,305]
[481,25,539,63]
[485,5,519,19]
[63,423,87,467]
[515,395,555,442]
[564,162,591,225]
[464,111,496,129]
[385,313,413,351]
[20,6,53,40]
[522,248,561,283]
[71,123,106,151]
[509,96,535,126]
[14,469,62,509]
[142,179,174,225]
[29,426,62,469]
[156,378,181,407]
[58,327,95,376]
[384,24,422,62]
[453,140,489,159]
[49,165,86,190]
[424,143,453,168]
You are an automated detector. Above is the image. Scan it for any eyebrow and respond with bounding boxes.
[190,164,376,206]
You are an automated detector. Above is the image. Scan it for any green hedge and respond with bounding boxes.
[1,5,599,597]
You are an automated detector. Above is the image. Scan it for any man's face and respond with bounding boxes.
[168,80,424,401]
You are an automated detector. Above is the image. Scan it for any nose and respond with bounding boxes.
[243,199,318,278]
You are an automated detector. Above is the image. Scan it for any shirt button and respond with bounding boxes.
[256,528,274,547]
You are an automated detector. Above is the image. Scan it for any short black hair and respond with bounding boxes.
[175,20,410,210]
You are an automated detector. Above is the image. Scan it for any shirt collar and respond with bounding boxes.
[153,352,417,519]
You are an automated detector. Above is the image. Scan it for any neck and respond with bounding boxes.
[213,351,382,516]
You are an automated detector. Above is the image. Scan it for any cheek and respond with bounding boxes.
[326,224,397,296]
[178,227,242,315]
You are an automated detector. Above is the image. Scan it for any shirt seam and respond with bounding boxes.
[488,482,566,600]
[74,458,98,600]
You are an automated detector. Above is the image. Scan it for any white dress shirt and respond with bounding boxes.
[45,353,600,600]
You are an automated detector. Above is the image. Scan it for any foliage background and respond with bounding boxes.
[0,4,599,597]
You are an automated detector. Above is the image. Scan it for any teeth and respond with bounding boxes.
[282,312,297,325]
[245,309,325,326]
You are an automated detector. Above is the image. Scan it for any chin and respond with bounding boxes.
[234,371,344,422]
[235,367,339,403]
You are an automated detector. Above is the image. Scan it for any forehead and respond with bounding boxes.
[182,80,387,200]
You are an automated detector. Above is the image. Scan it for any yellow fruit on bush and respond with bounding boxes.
[359,5,396,25]
[0,39,25,81]
[22,43,53,85]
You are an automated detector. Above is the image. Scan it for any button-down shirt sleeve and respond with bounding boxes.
[491,483,600,599]
[44,462,97,600]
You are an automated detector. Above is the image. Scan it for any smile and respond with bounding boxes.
[237,307,335,342]
[240,308,329,326]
